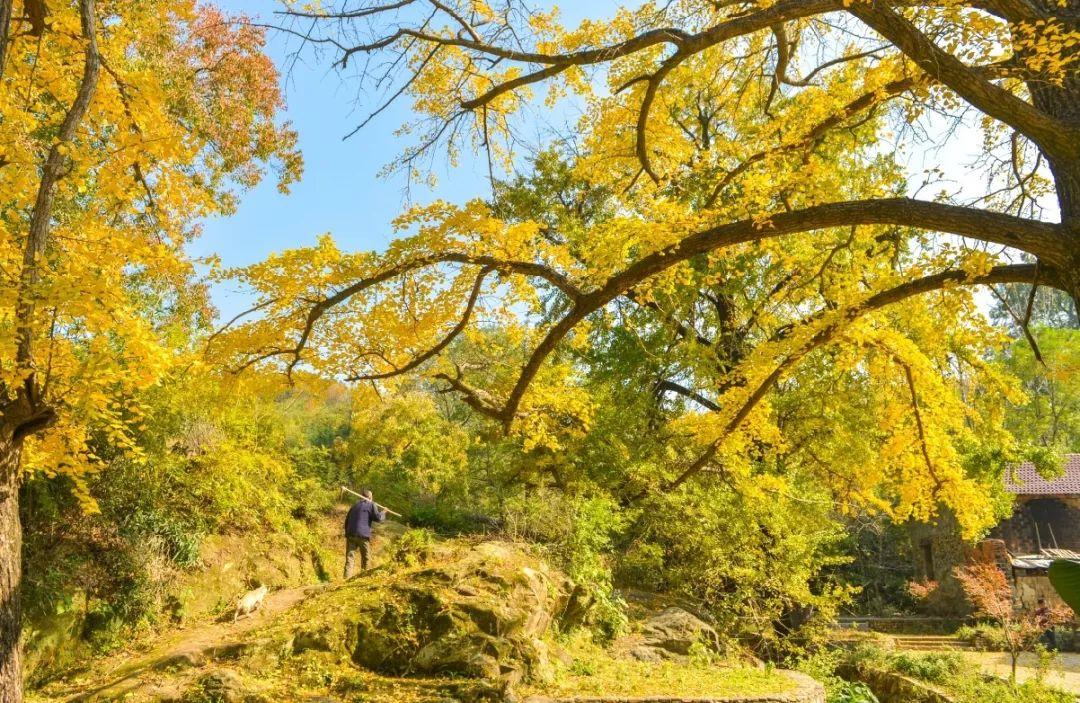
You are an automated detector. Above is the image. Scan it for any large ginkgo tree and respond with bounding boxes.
[216,0,1074,599]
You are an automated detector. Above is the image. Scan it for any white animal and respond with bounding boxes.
[233,584,268,622]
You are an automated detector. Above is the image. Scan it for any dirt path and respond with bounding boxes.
[33,582,329,703]
[32,521,409,702]
[27,516,409,702]
[958,651,1080,694]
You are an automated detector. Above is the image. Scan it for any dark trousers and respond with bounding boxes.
[344,535,371,578]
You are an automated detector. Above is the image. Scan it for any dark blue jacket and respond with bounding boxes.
[345,499,386,538]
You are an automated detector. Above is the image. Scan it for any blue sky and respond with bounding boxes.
[195,1,1008,320]
[195,0,615,319]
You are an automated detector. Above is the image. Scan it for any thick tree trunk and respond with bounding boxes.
[0,427,22,703]
[1044,159,1080,307]
[1024,0,1080,303]
[0,0,12,78]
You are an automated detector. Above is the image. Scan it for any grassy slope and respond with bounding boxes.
[23,506,346,688]
[28,524,798,702]
[525,633,789,699]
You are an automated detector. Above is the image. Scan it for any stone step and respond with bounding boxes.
[890,635,972,651]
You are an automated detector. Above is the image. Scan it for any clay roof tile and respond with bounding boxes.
[1005,454,1080,495]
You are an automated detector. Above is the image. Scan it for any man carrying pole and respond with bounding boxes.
[343,487,388,577]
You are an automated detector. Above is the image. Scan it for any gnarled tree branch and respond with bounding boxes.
[654,262,1050,494]
[497,200,1062,425]
[846,0,1080,160]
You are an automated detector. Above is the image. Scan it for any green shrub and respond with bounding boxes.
[886,651,961,684]
[955,622,1009,651]
[122,509,202,568]
[843,644,960,685]
[569,658,597,676]
[948,674,1074,703]
[797,649,880,703]
[388,528,436,566]
[830,682,880,703]
[845,642,889,671]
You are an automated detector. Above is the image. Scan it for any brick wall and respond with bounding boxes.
[990,495,1080,553]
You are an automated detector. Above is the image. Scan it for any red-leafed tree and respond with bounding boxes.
[955,562,1069,682]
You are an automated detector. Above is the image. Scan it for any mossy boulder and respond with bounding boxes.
[614,606,721,662]
[185,669,249,702]
[269,541,577,685]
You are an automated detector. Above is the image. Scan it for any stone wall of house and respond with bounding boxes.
[1054,496,1080,545]
[1014,573,1069,610]
[990,495,1080,553]
[906,496,1080,617]
[907,512,971,615]
[971,539,1014,588]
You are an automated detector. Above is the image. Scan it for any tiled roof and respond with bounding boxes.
[1005,454,1080,495]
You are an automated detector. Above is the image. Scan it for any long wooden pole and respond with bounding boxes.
[340,485,403,517]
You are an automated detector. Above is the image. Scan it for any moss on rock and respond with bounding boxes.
[29,537,814,703]
[249,540,576,687]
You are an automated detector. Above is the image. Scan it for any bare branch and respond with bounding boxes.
[847,1,1080,160]
[989,272,1045,364]
[276,1,417,21]
[787,44,891,85]
[462,63,571,110]
[331,0,836,112]
[624,289,715,346]
[655,379,722,411]
[636,50,689,182]
[205,297,282,351]
[433,367,504,418]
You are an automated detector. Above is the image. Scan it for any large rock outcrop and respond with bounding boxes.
[34,535,824,703]
[276,541,579,685]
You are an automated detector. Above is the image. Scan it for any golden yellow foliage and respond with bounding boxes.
[219,0,1078,538]
[1,0,300,503]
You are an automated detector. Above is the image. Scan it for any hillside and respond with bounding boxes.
[22,504,347,688]
[27,521,824,703]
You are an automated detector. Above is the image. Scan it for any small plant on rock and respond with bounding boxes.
[388,528,436,566]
